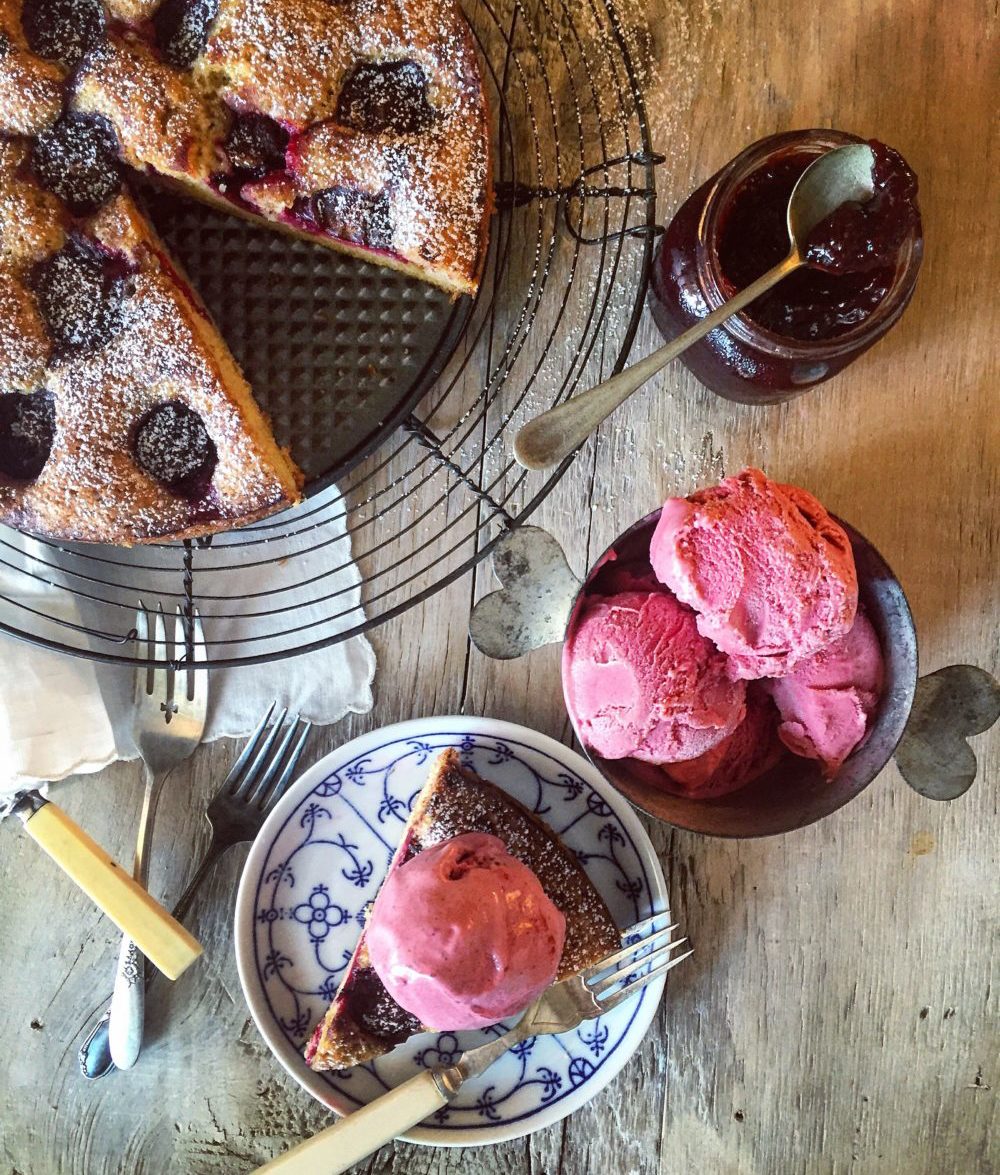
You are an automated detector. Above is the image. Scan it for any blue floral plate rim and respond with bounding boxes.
[234,716,668,1147]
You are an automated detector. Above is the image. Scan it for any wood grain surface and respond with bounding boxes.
[1,0,997,1172]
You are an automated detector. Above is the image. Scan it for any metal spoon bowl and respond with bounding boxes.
[513,144,878,471]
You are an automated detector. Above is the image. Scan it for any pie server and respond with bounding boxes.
[1,788,202,980]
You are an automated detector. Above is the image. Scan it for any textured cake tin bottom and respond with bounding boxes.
[143,186,472,492]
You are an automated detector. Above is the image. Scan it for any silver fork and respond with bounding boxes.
[257,915,692,1174]
[79,704,312,1080]
[108,604,208,1071]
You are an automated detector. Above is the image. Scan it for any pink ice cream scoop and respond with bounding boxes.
[649,467,858,680]
[365,832,566,1030]
[660,684,785,799]
[765,608,884,778]
[563,589,746,764]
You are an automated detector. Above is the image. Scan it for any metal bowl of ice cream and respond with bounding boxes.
[469,480,999,839]
[559,509,917,837]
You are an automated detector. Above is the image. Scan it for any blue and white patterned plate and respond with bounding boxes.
[234,716,668,1146]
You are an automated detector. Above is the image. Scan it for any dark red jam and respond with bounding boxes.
[805,144,920,273]
[649,130,923,403]
[717,143,919,341]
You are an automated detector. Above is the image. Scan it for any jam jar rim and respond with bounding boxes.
[695,128,924,360]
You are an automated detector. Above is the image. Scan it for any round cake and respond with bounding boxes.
[0,0,492,543]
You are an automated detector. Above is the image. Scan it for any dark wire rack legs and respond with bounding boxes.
[0,0,660,668]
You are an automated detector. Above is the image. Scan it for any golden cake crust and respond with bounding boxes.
[0,151,301,544]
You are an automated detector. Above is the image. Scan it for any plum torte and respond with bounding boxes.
[305,748,621,1071]
[0,0,491,543]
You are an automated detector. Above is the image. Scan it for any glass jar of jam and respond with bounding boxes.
[648,129,923,404]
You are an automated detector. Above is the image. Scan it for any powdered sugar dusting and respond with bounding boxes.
[0,175,296,540]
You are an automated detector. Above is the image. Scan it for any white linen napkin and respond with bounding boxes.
[0,485,374,795]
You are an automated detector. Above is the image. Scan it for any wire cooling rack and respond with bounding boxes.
[0,0,660,668]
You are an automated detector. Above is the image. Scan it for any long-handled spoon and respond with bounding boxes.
[513,143,877,471]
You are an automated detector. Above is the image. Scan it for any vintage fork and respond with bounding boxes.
[80,703,313,1080]
[257,914,693,1173]
[108,604,208,1071]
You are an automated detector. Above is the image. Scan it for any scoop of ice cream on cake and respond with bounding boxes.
[649,468,858,680]
[365,832,566,1031]
[660,684,785,798]
[765,608,884,777]
[563,590,746,764]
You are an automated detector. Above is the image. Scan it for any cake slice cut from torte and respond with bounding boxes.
[305,748,621,1071]
[0,139,302,543]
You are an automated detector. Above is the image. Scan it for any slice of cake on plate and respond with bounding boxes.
[305,748,621,1071]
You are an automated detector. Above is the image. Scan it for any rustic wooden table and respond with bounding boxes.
[2,0,997,1172]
